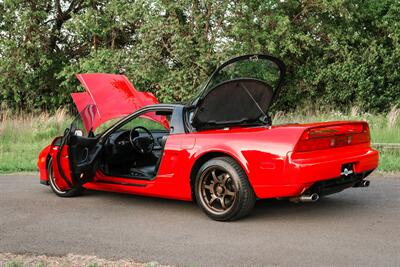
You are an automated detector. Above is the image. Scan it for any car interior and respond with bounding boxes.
[99,111,172,180]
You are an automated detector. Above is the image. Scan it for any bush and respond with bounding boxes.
[0,0,399,112]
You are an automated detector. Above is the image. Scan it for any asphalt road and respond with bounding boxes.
[1,174,399,267]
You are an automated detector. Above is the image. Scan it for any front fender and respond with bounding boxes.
[37,136,63,184]
[38,145,51,184]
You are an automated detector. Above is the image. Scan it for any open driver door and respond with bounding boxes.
[53,104,102,191]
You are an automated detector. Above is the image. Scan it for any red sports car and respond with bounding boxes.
[38,54,379,221]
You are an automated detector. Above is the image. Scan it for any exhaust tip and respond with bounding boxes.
[354,180,370,188]
[298,193,319,202]
[363,180,370,187]
[310,193,319,202]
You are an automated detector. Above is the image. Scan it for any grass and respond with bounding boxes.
[1,261,163,267]
[0,109,71,173]
[273,106,400,172]
[0,252,164,267]
[4,262,23,267]
[3,262,45,267]
[273,106,400,144]
[0,106,399,173]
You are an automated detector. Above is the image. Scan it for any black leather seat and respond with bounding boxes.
[128,135,168,178]
[129,165,156,178]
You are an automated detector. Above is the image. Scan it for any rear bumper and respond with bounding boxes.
[305,169,374,197]
[286,146,379,184]
[288,146,378,195]
[253,146,379,199]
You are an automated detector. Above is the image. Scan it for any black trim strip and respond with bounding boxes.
[98,168,155,181]
[40,180,49,185]
[95,180,147,187]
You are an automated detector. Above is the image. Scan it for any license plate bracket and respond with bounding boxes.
[341,163,354,177]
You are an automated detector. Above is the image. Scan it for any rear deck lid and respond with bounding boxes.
[190,54,286,130]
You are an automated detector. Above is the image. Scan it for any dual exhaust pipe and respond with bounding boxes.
[289,180,370,203]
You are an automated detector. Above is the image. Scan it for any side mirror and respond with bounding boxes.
[74,129,83,137]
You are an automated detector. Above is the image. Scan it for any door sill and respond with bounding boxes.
[98,169,156,181]
[95,180,147,187]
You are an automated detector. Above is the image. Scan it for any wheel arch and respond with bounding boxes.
[189,151,251,201]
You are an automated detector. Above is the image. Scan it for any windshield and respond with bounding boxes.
[94,112,170,135]
[70,103,171,137]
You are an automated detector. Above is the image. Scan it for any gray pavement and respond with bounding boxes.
[0,174,399,266]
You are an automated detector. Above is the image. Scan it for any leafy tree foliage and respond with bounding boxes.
[0,0,399,112]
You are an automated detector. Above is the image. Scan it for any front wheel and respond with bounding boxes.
[48,158,84,197]
[194,157,256,221]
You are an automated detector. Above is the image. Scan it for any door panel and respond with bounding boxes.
[54,104,102,189]
[67,134,102,184]
[51,144,73,190]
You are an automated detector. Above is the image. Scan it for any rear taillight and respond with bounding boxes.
[295,123,370,152]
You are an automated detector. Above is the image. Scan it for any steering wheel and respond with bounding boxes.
[129,126,155,154]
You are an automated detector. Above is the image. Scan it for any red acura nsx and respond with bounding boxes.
[38,54,379,221]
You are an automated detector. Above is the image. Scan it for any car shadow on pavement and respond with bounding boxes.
[248,195,367,222]
[80,189,368,223]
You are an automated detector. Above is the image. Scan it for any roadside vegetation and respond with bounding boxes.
[273,106,400,172]
[0,1,399,173]
[0,1,399,113]
[0,252,165,267]
[1,107,399,173]
[0,109,71,173]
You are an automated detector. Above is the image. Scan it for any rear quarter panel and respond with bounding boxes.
[181,126,305,199]
[183,123,378,199]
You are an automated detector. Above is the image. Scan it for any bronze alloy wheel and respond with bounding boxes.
[198,166,237,214]
[195,157,256,221]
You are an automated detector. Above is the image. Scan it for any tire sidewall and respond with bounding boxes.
[47,158,82,197]
[194,157,250,221]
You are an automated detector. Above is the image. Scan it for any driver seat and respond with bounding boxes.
[129,165,156,178]
[128,135,168,179]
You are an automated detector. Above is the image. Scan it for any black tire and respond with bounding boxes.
[194,157,256,221]
[47,158,84,197]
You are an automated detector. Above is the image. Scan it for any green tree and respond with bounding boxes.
[0,0,399,112]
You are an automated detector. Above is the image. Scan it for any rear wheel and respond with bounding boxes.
[194,157,256,221]
[48,158,84,197]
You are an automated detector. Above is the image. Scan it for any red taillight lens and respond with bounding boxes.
[295,123,370,152]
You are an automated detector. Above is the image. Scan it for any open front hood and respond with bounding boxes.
[71,73,168,131]
[191,54,286,130]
